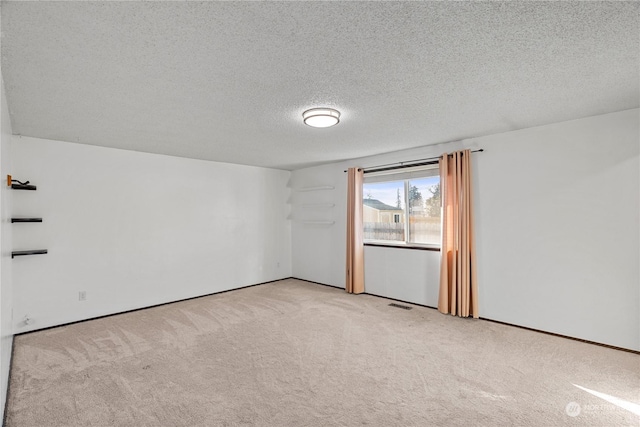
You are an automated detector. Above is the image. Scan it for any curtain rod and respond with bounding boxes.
[343,149,484,174]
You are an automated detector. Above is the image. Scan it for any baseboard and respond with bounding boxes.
[479,317,639,355]
[14,276,640,355]
[14,277,293,337]
[292,278,639,355]
[291,277,342,289]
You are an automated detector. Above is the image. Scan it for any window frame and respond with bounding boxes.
[362,164,441,251]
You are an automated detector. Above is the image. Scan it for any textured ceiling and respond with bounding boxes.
[2,1,639,170]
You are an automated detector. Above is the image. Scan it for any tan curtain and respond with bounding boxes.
[438,150,479,318]
[346,167,364,294]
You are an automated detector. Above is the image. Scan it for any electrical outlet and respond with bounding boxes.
[79,291,86,301]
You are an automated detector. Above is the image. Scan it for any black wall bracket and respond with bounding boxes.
[7,175,36,190]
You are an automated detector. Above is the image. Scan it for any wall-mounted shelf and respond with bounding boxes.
[11,183,36,191]
[9,176,45,259]
[299,203,335,209]
[296,186,334,192]
[11,218,43,223]
[302,221,334,225]
[12,249,48,259]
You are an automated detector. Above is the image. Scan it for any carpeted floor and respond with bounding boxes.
[5,278,639,426]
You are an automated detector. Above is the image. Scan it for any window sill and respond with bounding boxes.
[364,242,441,252]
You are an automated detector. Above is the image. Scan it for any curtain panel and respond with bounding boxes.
[438,150,479,318]
[346,167,364,294]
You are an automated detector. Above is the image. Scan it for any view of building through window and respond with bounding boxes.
[363,170,441,246]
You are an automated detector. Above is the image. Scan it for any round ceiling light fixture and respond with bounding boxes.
[302,107,341,128]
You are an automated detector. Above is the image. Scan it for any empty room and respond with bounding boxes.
[0,1,638,426]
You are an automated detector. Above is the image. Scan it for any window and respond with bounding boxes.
[363,165,441,247]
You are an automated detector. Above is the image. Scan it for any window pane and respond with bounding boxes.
[363,181,405,242]
[408,177,441,245]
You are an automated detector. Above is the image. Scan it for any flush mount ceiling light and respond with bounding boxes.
[302,108,341,128]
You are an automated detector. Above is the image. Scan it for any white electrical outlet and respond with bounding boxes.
[79,291,86,301]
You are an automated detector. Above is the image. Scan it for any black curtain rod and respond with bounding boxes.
[343,149,484,174]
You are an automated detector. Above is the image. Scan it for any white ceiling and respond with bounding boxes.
[2,1,638,170]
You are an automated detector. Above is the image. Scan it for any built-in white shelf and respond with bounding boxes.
[296,186,334,192]
[299,203,335,209]
[302,221,335,225]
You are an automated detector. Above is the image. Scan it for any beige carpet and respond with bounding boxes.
[5,278,639,426]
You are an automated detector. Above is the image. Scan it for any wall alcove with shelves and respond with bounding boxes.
[292,185,335,226]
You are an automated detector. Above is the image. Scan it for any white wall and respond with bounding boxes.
[474,109,639,351]
[11,136,292,333]
[364,247,440,306]
[0,72,14,421]
[290,109,640,351]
